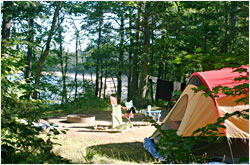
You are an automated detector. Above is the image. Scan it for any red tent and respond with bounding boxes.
[149,66,249,163]
[190,65,249,98]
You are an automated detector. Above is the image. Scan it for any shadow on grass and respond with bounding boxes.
[77,130,111,133]
[69,126,95,129]
[87,142,155,163]
[59,120,71,123]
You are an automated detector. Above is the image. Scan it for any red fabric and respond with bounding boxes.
[110,96,118,106]
[110,96,127,110]
[122,113,134,118]
[190,65,249,98]
[121,106,127,111]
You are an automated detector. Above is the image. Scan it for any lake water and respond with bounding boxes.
[8,71,129,104]
[41,72,129,104]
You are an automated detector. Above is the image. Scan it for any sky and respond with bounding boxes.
[63,17,90,53]
[62,12,120,53]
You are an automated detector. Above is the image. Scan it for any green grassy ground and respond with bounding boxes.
[51,135,156,164]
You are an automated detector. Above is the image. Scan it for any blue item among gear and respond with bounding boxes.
[143,138,164,161]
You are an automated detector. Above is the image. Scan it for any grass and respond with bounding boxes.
[52,135,86,163]
[50,134,156,164]
[87,142,155,163]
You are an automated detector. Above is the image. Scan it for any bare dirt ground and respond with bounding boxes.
[45,110,168,144]
[43,110,169,163]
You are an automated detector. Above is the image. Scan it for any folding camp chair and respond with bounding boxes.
[111,105,122,128]
[110,96,126,110]
[147,105,161,123]
[125,100,135,119]
[139,105,161,124]
[110,96,118,107]
[110,96,121,128]
[109,96,134,128]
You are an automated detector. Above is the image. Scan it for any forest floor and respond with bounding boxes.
[43,110,169,164]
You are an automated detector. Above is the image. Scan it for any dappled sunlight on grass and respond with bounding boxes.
[52,135,87,163]
[88,142,156,164]
[50,135,156,164]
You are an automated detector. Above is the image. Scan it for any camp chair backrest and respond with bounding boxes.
[125,100,133,110]
[112,105,122,128]
[147,105,151,114]
[110,96,118,107]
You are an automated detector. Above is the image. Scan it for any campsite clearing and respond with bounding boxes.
[43,110,168,164]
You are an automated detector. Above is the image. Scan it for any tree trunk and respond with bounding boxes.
[95,14,103,97]
[60,50,67,104]
[203,12,207,55]
[163,62,167,79]
[90,72,93,83]
[34,1,62,99]
[103,64,107,99]
[230,1,237,52]
[127,8,133,101]
[79,40,85,84]
[150,16,155,104]
[64,52,68,103]
[223,2,229,54]
[74,33,79,100]
[131,5,142,104]
[112,77,117,94]
[82,70,85,82]
[139,2,151,108]
[81,51,85,82]
[1,1,12,78]
[157,60,163,79]
[25,17,34,85]
[158,31,164,78]
[57,16,66,103]
[99,60,103,98]
[117,14,124,102]
[1,1,12,40]
[103,75,107,99]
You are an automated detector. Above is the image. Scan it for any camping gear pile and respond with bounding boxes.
[144,66,249,163]
[139,105,162,123]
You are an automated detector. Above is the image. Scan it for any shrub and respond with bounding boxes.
[1,41,70,164]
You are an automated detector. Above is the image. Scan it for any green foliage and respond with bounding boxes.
[146,107,248,163]
[46,91,110,118]
[154,1,248,80]
[70,92,109,110]
[144,117,211,163]
[157,129,198,163]
[154,99,168,108]
[1,41,70,163]
[83,149,96,163]
[172,91,182,103]
[193,109,249,138]
[239,157,250,164]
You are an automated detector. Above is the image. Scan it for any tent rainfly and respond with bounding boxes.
[145,66,249,163]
